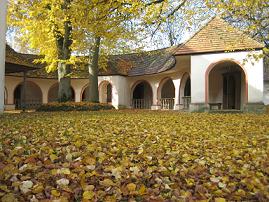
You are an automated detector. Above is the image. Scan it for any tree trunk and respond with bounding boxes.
[88,36,101,103]
[58,63,72,102]
[56,0,73,102]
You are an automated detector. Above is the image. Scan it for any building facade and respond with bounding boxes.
[3,17,267,112]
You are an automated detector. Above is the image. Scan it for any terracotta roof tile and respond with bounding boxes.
[175,16,264,55]
[5,45,40,68]
[9,47,177,78]
[5,45,41,73]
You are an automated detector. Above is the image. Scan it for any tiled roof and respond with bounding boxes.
[126,47,176,76]
[175,16,264,55]
[9,47,177,78]
[6,45,40,68]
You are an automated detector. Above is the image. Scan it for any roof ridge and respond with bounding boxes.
[175,15,264,55]
[110,45,178,58]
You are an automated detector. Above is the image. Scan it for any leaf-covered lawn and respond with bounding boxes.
[0,111,268,202]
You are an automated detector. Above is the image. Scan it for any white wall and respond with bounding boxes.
[0,0,7,113]
[191,50,264,104]
[5,76,128,108]
[128,72,184,107]
[4,55,191,110]
[98,76,128,108]
[5,76,58,104]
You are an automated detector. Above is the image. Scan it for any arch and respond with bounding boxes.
[99,81,113,103]
[131,80,153,109]
[4,86,7,105]
[81,83,89,102]
[13,81,43,109]
[179,73,191,104]
[48,83,75,102]
[205,59,248,110]
[157,77,171,100]
[157,77,175,109]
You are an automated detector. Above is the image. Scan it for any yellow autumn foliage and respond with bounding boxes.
[0,111,268,201]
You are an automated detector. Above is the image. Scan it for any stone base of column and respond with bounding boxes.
[174,104,183,110]
[151,105,161,110]
[189,103,209,112]
[243,103,266,114]
[4,104,15,111]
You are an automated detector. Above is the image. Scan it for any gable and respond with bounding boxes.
[175,16,264,55]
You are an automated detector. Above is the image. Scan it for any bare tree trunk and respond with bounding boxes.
[58,63,72,102]
[57,0,73,102]
[88,36,101,103]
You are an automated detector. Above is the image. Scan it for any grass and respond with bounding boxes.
[0,111,268,201]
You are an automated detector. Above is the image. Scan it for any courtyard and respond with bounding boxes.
[0,111,268,201]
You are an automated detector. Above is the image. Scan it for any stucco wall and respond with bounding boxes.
[208,69,223,103]
[4,76,129,108]
[191,50,264,104]
[129,73,179,106]
[98,76,128,108]
[5,51,264,110]
[5,76,58,104]
[4,55,191,110]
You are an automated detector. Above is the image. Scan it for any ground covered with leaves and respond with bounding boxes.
[0,111,268,202]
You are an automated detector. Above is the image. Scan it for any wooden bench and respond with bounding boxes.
[209,103,222,110]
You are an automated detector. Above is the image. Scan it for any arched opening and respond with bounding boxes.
[184,78,191,97]
[13,81,42,109]
[179,73,191,109]
[160,78,175,109]
[132,81,153,109]
[4,87,7,105]
[206,61,247,110]
[99,81,113,103]
[48,83,75,102]
[81,85,89,102]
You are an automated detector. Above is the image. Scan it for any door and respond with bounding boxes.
[223,74,236,109]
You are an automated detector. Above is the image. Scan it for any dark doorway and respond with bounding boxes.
[107,83,112,103]
[133,83,144,99]
[132,81,152,109]
[14,84,23,109]
[184,78,191,96]
[223,72,241,109]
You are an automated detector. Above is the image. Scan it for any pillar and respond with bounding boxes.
[75,89,81,102]
[42,88,49,104]
[0,0,7,113]
[22,72,27,111]
[173,78,181,110]
[151,81,160,110]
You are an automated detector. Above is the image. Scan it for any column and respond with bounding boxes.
[173,78,181,110]
[75,88,81,102]
[42,88,49,104]
[0,0,7,113]
[150,81,160,110]
[22,71,27,111]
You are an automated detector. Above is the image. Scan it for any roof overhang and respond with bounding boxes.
[5,62,39,73]
[174,48,264,56]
